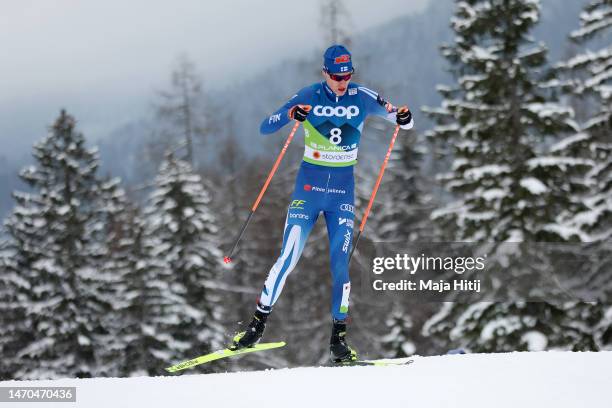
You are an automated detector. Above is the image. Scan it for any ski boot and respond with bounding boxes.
[230,309,269,350]
[330,318,357,363]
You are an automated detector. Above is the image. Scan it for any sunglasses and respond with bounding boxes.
[325,69,354,82]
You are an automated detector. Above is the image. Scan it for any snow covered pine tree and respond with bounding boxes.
[553,0,612,349]
[422,0,598,352]
[140,154,224,373]
[3,110,125,378]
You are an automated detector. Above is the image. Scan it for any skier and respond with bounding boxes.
[232,45,414,363]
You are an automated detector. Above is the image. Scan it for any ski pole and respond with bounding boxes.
[348,124,401,264]
[224,119,303,264]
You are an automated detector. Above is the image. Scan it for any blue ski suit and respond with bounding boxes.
[257,81,414,320]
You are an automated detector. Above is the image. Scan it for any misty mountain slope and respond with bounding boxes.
[226,0,587,149]
[0,0,592,221]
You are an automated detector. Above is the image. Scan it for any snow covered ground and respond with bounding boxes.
[1,351,610,407]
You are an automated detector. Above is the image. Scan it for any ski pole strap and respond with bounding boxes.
[251,121,301,212]
[358,124,401,232]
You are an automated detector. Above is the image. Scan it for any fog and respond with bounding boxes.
[0,0,430,154]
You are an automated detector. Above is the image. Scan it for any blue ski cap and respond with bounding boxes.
[323,44,353,74]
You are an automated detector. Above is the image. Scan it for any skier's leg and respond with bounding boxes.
[257,202,318,310]
[233,164,324,349]
[233,199,317,349]
[324,206,356,362]
[324,206,354,321]
[323,169,356,362]
[257,163,324,310]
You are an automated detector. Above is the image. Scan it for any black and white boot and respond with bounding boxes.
[330,319,357,363]
[231,307,270,350]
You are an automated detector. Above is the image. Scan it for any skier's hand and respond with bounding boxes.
[288,104,312,122]
[396,106,412,126]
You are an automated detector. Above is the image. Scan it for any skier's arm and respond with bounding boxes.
[359,86,414,130]
[260,86,314,134]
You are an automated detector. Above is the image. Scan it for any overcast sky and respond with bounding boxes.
[0,0,431,154]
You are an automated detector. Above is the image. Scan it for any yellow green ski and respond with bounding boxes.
[165,342,286,373]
